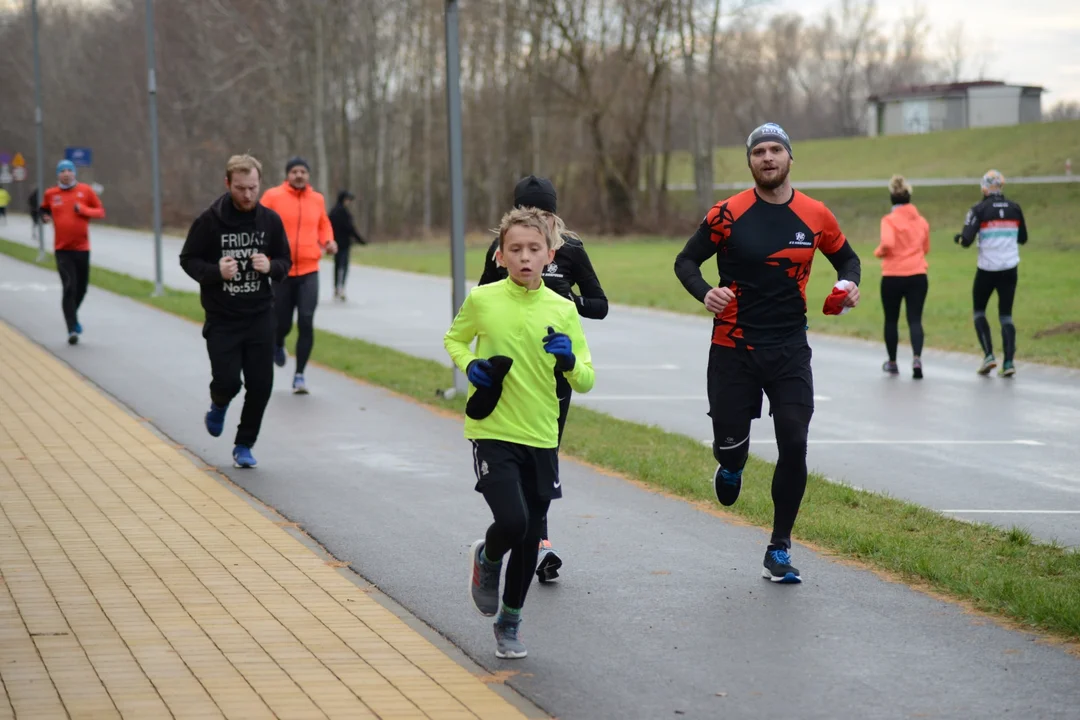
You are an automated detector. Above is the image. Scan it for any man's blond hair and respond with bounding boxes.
[498,206,556,250]
[226,154,262,182]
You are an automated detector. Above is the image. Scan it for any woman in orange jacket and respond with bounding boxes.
[874,175,930,378]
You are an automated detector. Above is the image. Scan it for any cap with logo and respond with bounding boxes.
[746,123,793,160]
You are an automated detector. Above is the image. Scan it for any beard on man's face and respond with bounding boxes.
[751,158,791,190]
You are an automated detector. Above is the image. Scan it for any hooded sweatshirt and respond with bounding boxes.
[874,203,930,277]
[179,193,291,321]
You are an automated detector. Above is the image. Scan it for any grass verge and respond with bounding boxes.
[359,183,1080,368]
[661,120,1080,185]
[2,235,1078,646]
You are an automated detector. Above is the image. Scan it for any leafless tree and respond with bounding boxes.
[0,0,960,237]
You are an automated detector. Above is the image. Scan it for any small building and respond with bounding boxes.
[866,81,1044,136]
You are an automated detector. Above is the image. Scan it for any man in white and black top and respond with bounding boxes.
[180,154,291,468]
[955,169,1028,377]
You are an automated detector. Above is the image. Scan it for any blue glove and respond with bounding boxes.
[543,326,576,372]
[466,359,493,388]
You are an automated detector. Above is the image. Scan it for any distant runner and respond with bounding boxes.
[41,159,105,345]
[260,157,337,394]
[954,169,1027,377]
[874,175,930,378]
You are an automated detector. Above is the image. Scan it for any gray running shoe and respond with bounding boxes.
[493,619,527,659]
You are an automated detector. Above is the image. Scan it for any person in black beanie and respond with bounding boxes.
[477,175,608,584]
[180,154,291,469]
[329,190,367,301]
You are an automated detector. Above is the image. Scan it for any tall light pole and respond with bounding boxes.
[444,0,466,396]
[145,0,164,296]
[31,0,45,262]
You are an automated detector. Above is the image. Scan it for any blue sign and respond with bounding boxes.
[64,147,93,166]
[0,152,10,165]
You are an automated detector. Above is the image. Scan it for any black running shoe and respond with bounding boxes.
[713,465,742,506]
[762,546,801,584]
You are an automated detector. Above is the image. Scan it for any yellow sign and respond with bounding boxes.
[12,153,25,168]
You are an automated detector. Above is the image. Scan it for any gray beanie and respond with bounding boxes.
[746,123,793,159]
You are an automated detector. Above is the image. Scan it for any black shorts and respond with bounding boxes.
[470,439,561,500]
[707,342,814,422]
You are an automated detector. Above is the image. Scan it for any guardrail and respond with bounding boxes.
[661,175,1080,191]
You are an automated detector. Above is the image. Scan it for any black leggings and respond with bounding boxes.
[274,272,319,374]
[537,375,574,542]
[712,404,813,550]
[55,250,90,333]
[880,274,928,361]
[334,244,352,290]
[482,477,551,610]
[972,267,1018,362]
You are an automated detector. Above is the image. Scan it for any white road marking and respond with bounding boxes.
[943,509,1080,514]
[593,364,681,370]
[0,282,60,291]
[586,394,831,401]
[699,439,1046,446]
[587,395,703,401]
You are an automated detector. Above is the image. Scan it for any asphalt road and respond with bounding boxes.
[2,255,1078,720]
[3,214,1080,548]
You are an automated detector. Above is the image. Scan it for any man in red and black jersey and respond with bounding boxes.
[674,122,861,584]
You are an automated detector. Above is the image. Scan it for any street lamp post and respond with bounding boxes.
[145,0,164,296]
[443,0,467,397]
[31,0,45,262]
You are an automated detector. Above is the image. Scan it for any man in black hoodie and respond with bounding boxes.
[180,154,291,469]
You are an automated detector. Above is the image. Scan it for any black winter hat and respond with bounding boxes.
[286,156,310,174]
[513,176,557,214]
[466,356,514,420]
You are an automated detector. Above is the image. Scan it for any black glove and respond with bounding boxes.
[953,233,963,244]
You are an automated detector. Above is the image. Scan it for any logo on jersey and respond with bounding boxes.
[546,263,558,274]
[789,231,813,247]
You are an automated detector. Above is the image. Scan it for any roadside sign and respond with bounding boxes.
[0,152,11,165]
[0,165,11,184]
[12,167,27,182]
[12,153,25,168]
[64,147,92,166]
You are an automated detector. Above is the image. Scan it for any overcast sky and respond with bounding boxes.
[776,0,1080,105]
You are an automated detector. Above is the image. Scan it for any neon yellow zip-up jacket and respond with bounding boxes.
[444,278,595,448]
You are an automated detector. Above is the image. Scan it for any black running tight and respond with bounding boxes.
[972,267,1018,362]
[536,377,573,541]
[274,271,319,374]
[482,480,551,609]
[712,404,813,549]
[880,274,928,361]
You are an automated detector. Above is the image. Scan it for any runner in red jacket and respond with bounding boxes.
[41,159,105,344]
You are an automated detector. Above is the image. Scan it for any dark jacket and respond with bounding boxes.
[329,192,367,248]
[179,193,291,322]
[956,192,1027,272]
[478,234,608,320]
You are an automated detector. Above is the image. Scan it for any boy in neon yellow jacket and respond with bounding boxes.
[444,207,594,660]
